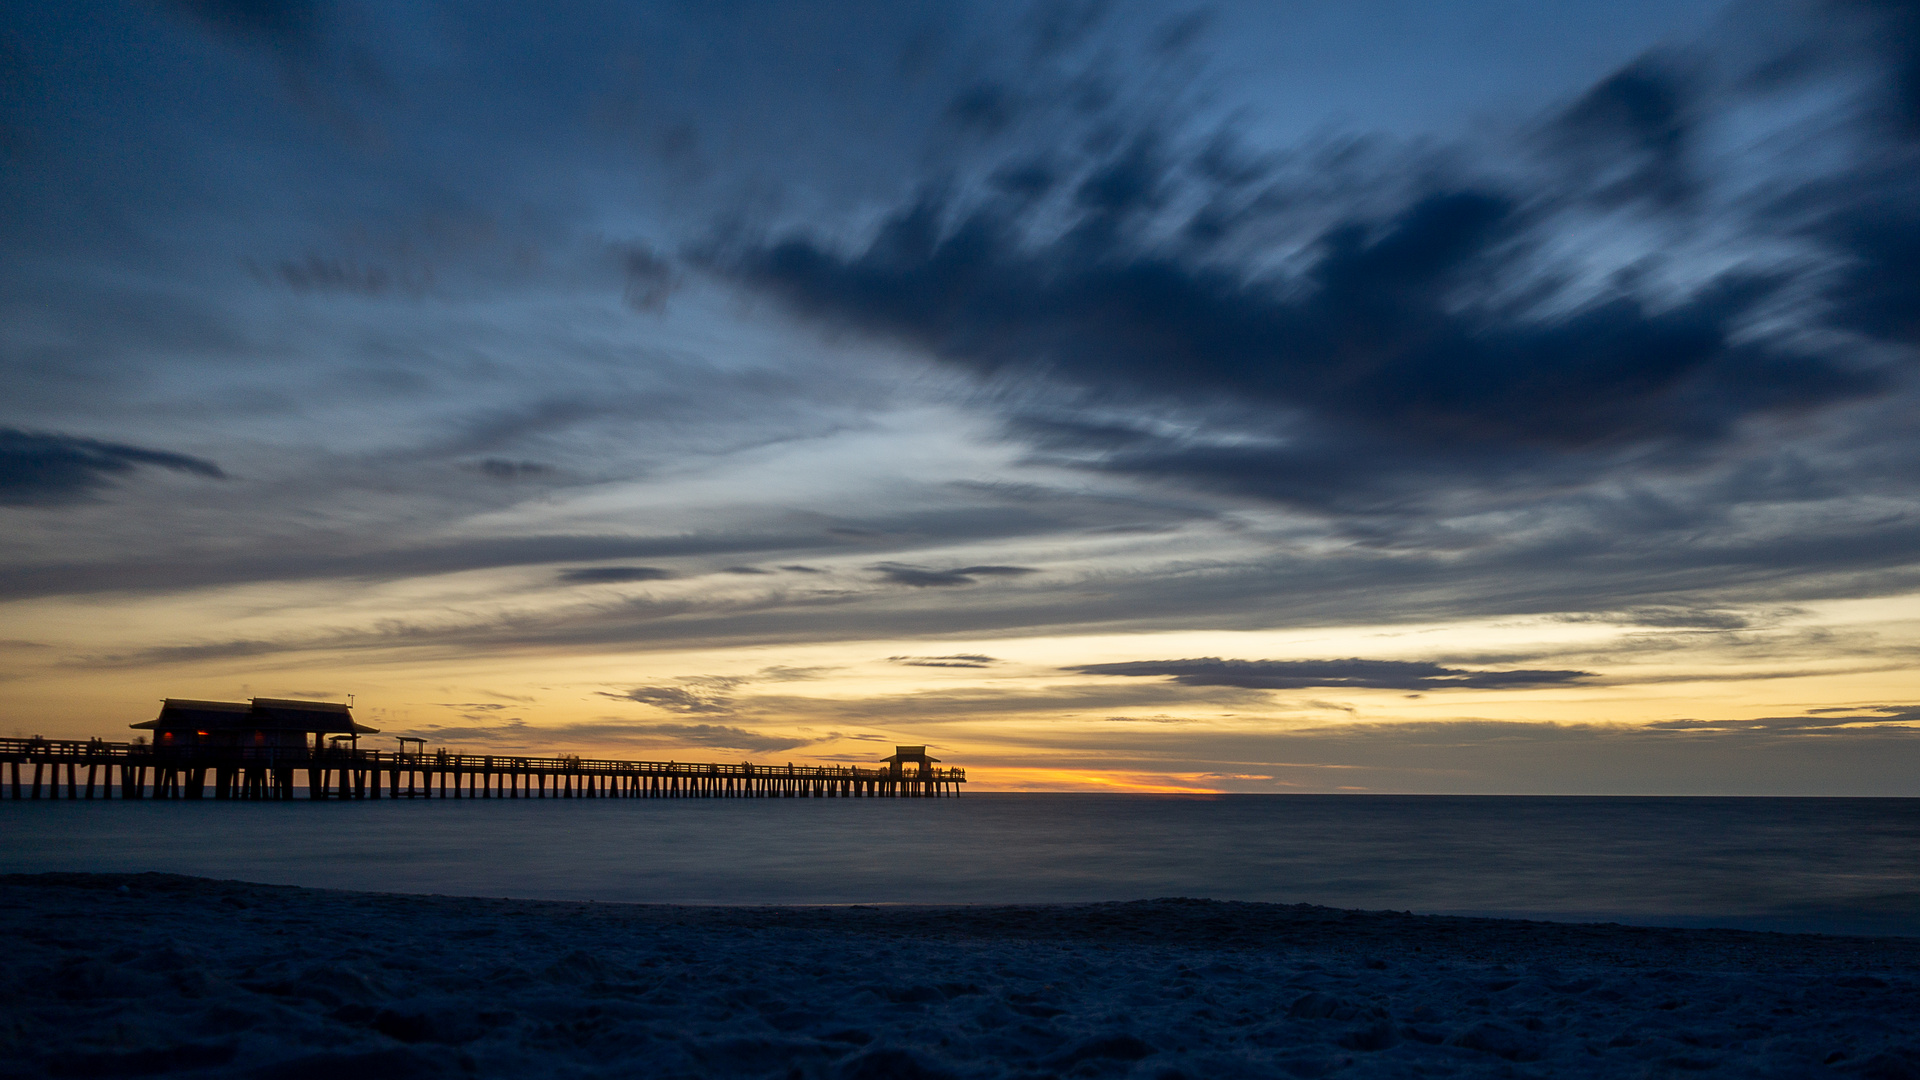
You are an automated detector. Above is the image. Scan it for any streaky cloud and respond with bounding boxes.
[889,653,1001,668]
[397,718,809,754]
[871,562,1040,587]
[2,530,851,601]
[1070,657,1595,692]
[557,566,675,585]
[0,429,226,507]
[599,686,735,715]
[718,2,1918,524]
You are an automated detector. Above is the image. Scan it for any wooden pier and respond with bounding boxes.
[0,737,965,801]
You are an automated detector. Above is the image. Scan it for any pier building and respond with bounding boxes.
[132,697,378,751]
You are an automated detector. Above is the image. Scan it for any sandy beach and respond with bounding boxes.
[3,873,1916,1079]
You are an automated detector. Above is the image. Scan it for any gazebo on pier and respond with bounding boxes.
[881,745,943,795]
[130,698,376,798]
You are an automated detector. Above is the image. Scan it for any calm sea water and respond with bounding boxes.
[3,795,1915,936]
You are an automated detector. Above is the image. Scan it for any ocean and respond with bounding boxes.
[3,794,1915,936]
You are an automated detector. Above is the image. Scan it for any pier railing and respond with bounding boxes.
[0,737,964,801]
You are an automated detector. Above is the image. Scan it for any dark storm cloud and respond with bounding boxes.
[1844,0,1920,135]
[719,3,1918,524]
[1068,657,1594,691]
[0,429,226,507]
[1818,198,1920,346]
[556,566,674,585]
[1549,56,1694,207]
[1778,4,1920,349]
[730,186,1875,512]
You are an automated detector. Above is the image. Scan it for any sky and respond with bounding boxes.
[3,0,1919,794]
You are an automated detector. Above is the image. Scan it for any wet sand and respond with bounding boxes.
[3,872,1917,1078]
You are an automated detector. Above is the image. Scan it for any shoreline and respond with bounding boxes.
[6,873,1918,1078]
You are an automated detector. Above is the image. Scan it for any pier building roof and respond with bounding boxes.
[132,698,378,735]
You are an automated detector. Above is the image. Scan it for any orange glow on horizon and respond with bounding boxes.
[967,767,1226,794]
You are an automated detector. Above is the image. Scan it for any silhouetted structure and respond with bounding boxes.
[121,698,377,798]
[882,745,939,780]
[0,718,964,801]
[132,698,377,751]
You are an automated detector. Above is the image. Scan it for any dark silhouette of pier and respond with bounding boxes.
[2,697,965,801]
[0,736,965,800]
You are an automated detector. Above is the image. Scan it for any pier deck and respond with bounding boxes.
[0,737,964,801]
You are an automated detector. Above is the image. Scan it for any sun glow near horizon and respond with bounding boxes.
[7,594,1918,794]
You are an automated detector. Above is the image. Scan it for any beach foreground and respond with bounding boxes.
[3,874,1916,1079]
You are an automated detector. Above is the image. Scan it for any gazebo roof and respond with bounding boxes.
[881,745,939,764]
[130,699,250,729]
[132,697,378,734]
